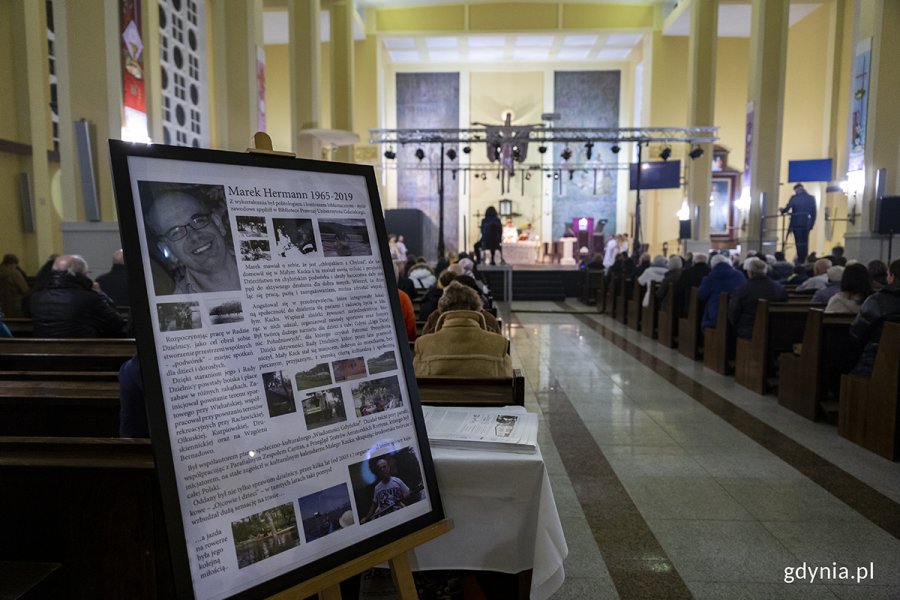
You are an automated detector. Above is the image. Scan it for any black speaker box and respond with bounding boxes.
[384,208,436,261]
[874,196,900,234]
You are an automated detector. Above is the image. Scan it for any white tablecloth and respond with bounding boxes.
[501,241,539,265]
[411,446,568,600]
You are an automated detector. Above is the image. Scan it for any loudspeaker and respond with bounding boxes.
[678,219,691,240]
[19,172,35,233]
[384,208,436,261]
[74,119,100,221]
[874,196,900,234]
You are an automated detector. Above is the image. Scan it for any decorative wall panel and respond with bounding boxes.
[159,0,207,147]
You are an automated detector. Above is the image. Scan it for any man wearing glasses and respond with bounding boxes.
[146,189,241,294]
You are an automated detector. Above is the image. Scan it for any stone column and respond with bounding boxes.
[290,0,322,159]
[330,0,355,162]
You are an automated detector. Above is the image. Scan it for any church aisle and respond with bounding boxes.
[507,302,900,599]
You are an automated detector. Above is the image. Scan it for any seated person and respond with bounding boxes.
[656,255,683,308]
[697,254,747,331]
[849,259,900,375]
[27,255,127,338]
[413,282,513,378]
[795,258,832,292]
[825,263,873,314]
[418,267,461,323]
[421,279,501,335]
[727,257,787,339]
[637,255,669,306]
[501,218,518,243]
[397,289,416,342]
[811,266,844,304]
[407,260,436,290]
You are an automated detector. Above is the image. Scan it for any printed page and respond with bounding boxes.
[125,156,431,600]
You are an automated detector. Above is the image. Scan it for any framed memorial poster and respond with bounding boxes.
[109,140,444,600]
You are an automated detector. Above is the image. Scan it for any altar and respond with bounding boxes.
[501,241,539,265]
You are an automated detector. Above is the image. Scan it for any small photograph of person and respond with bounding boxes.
[138,181,241,296]
[495,415,518,437]
[333,356,367,383]
[208,299,244,325]
[262,370,296,418]
[352,375,403,417]
[349,448,425,525]
[294,363,332,391]
[235,215,268,238]
[366,351,397,376]
[319,219,372,257]
[273,218,317,258]
[231,502,300,569]
[156,301,202,332]
[240,239,271,261]
[301,387,347,430]
[297,483,355,543]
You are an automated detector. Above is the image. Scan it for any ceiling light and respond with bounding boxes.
[415,148,425,161]
[585,142,594,160]
[538,145,547,154]
[462,146,471,154]
[383,148,396,159]
[446,148,457,161]
[689,146,704,159]
[561,147,573,161]
[610,144,621,154]
[660,146,672,161]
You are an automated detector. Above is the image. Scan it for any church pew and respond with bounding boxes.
[734,300,812,395]
[0,338,135,371]
[678,287,703,360]
[0,370,120,382]
[615,276,633,324]
[0,380,120,437]
[778,309,854,421]
[626,279,642,331]
[596,273,608,314]
[640,281,659,339]
[417,369,525,407]
[656,281,678,348]
[602,273,618,316]
[703,292,734,375]
[581,268,604,306]
[3,317,33,337]
[0,437,175,599]
[838,321,900,461]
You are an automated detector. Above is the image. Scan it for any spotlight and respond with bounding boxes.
[568,169,574,180]
[525,172,532,180]
[512,145,520,160]
[689,145,704,159]
[546,173,552,179]
[553,171,560,180]
[383,148,396,160]
[610,144,621,154]
[446,148,457,161]
[585,142,594,160]
[660,146,672,161]
[538,145,548,154]
[561,147,573,161]
[463,145,472,154]
[480,172,487,180]
[493,143,501,159]
[415,148,425,161]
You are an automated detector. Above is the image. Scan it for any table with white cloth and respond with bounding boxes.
[501,241,539,265]
[410,445,568,600]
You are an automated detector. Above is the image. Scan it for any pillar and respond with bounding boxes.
[686,0,717,244]
[744,0,790,254]
[330,0,355,162]
[290,0,322,159]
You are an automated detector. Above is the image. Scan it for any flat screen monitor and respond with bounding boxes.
[788,159,833,183]
[629,160,681,190]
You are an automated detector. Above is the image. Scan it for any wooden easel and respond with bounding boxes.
[269,519,453,600]
[245,131,453,599]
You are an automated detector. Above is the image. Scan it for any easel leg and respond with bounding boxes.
[388,552,419,599]
[318,584,342,600]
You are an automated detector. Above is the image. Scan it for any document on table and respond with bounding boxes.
[422,405,538,453]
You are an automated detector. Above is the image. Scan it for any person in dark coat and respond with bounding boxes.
[674,253,710,317]
[727,258,788,339]
[697,254,747,330]
[480,206,503,265]
[849,259,900,375]
[27,255,127,338]
[780,183,817,262]
[95,249,130,308]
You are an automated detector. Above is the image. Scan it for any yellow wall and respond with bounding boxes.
[264,44,292,153]
[353,35,379,163]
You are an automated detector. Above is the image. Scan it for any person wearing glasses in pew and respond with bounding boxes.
[143,184,241,295]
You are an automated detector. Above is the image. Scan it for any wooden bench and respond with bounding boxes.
[640,281,659,339]
[778,310,854,420]
[0,437,174,599]
[581,269,604,306]
[601,272,618,316]
[626,279,643,331]
[678,287,703,360]
[616,276,633,324]
[703,292,734,375]
[656,282,678,348]
[0,380,121,437]
[838,321,900,461]
[596,273,608,314]
[417,369,525,407]
[0,338,135,371]
[734,300,812,395]
[0,370,120,382]
[3,317,33,337]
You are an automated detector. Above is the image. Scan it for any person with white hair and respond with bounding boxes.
[727,257,788,339]
[637,255,669,306]
[656,255,684,308]
[27,254,126,338]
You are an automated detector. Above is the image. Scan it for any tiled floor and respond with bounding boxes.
[505,300,900,599]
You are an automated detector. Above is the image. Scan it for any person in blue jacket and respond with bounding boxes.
[781,183,817,262]
[697,254,747,331]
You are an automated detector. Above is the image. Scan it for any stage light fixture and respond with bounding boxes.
[568,169,574,180]
[585,142,594,160]
[561,147,573,161]
[480,172,487,180]
[553,172,560,180]
[463,145,472,154]
[414,148,425,161]
[446,148,457,161]
[610,144,621,154]
[660,146,672,161]
[538,145,548,154]
[383,148,396,159]
[689,145,704,159]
